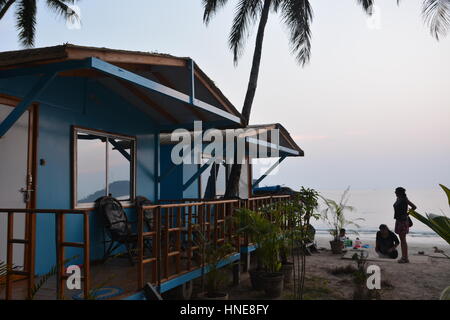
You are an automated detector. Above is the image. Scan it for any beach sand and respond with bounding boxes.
[303,235,450,299]
[225,235,450,300]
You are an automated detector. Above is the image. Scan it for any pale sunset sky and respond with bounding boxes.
[1,0,449,191]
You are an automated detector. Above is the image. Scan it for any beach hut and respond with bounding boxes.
[0,45,303,300]
[0,44,243,299]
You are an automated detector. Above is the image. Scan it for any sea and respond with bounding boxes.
[311,188,450,247]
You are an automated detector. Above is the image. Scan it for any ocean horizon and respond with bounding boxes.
[310,188,449,247]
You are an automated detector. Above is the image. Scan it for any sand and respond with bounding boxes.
[304,235,450,299]
[225,236,450,300]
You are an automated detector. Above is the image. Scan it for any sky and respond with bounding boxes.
[1,0,449,191]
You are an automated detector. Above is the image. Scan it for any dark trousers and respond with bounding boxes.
[379,249,398,259]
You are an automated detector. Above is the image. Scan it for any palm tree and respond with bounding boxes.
[0,0,80,47]
[203,0,450,198]
[202,0,374,197]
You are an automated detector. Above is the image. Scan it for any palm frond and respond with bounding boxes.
[422,0,450,40]
[45,0,79,20]
[439,184,450,207]
[0,0,16,20]
[0,260,7,276]
[356,0,374,15]
[29,255,79,299]
[280,0,313,66]
[202,0,229,25]
[228,0,262,64]
[409,210,450,245]
[15,0,36,47]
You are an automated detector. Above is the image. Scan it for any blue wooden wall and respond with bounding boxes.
[0,75,158,274]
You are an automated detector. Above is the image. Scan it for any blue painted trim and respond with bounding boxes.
[240,245,257,254]
[158,252,240,293]
[252,156,286,188]
[0,73,56,137]
[90,58,241,124]
[121,253,240,300]
[246,137,301,157]
[181,157,214,191]
[0,57,240,124]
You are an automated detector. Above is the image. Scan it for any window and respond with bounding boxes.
[200,156,228,199]
[74,128,135,207]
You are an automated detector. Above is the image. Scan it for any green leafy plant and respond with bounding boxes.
[409,184,450,300]
[320,188,363,241]
[193,222,235,298]
[409,184,450,245]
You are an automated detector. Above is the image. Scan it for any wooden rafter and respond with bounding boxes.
[115,79,180,124]
[150,69,207,122]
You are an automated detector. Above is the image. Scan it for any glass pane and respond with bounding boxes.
[77,132,106,203]
[108,138,132,201]
[215,163,226,197]
[200,158,212,198]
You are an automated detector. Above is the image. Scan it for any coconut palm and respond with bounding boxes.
[202,0,374,197]
[0,0,80,47]
[397,0,450,40]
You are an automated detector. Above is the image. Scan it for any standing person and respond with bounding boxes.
[376,224,400,259]
[394,187,417,263]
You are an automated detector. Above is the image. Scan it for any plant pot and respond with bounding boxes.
[198,292,229,300]
[330,240,343,254]
[249,269,265,291]
[260,272,284,298]
[280,263,294,284]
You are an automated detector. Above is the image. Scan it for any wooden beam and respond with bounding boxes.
[115,79,180,124]
[194,69,235,115]
[0,93,20,106]
[66,47,187,68]
[150,70,207,122]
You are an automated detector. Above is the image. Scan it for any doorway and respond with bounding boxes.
[0,100,37,271]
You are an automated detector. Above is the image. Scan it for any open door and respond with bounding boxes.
[0,101,37,273]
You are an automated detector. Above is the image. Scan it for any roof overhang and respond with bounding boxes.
[160,123,304,158]
[0,45,243,131]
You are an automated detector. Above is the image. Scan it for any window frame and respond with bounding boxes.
[72,126,136,209]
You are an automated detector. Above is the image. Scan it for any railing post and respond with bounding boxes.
[83,211,90,299]
[55,213,65,299]
[137,205,144,290]
[26,211,36,300]
[6,212,14,300]
[156,207,162,291]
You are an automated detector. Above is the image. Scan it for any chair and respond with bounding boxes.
[95,196,146,266]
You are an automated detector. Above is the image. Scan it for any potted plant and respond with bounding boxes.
[194,227,235,300]
[235,208,271,290]
[259,222,284,298]
[320,188,362,254]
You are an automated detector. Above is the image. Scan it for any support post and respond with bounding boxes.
[232,261,241,286]
[182,157,215,191]
[189,59,195,105]
[252,156,286,189]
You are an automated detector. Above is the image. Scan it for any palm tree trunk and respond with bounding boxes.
[224,0,271,198]
[0,0,15,20]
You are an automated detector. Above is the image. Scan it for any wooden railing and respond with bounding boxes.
[136,199,242,290]
[0,208,90,300]
[1,195,292,299]
[136,195,293,291]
